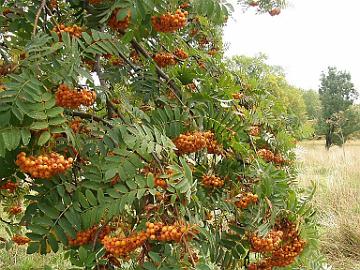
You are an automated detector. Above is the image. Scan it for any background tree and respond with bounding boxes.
[318,66,358,148]
[0,1,322,270]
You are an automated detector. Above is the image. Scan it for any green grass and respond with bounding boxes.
[297,140,360,270]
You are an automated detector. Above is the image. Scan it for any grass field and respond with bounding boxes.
[297,140,360,270]
[1,141,359,269]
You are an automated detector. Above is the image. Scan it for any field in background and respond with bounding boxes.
[1,141,359,269]
[297,140,360,270]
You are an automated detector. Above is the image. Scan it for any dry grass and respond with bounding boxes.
[296,140,360,270]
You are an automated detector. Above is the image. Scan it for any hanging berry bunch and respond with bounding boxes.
[249,125,261,136]
[151,10,188,33]
[68,225,114,246]
[0,180,17,192]
[0,63,16,76]
[235,192,258,209]
[55,84,96,109]
[49,0,58,10]
[12,235,30,245]
[232,92,245,99]
[153,52,176,68]
[249,221,306,268]
[16,152,73,179]
[173,131,207,154]
[202,175,224,188]
[257,149,286,164]
[203,131,222,154]
[52,24,83,39]
[108,9,131,31]
[174,48,189,60]
[7,205,22,215]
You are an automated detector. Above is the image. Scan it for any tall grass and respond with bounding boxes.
[296,141,360,270]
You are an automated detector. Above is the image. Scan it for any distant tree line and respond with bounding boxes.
[229,56,360,148]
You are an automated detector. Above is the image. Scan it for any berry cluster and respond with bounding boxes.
[68,225,114,246]
[0,63,15,76]
[249,221,306,269]
[12,235,30,245]
[235,193,258,209]
[55,84,96,109]
[151,10,188,33]
[102,222,197,257]
[250,230,283,253]
[203,131,221,154]
[180,2,190,9]
[108,9,131,31]
[257,149,286,164]
[49,0,58,9]
[269,7,281,16]
[52,24,83,39]
[202,175,224,188]
[174,131,221,155]
[8,205,22,215]
[249,126,261,136]
[16,152,73,179]
[140,166,173,189]
[232,92,244,99]
[174,48,189,60]
[208,48,218,56]
[0,180,17,192]
[102,230,148,257]
[153,52,176,68]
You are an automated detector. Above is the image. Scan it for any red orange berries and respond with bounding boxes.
[269,7,281,16]
[12,235,30,245]
[174,48,189,60]
[249,125,261,136]
[68,225,114,246]
[55,84,96,109]
[8,205,22,215]
[151,10,188,33]
[173,131,221,155]
[0,180,17,192]
[202,175,224,188]
[257,149,286,164]
[153,52,176,68]
[235,193,258,209]
[52,24,83,39]
[16,152,73,179]
[108,9,131,31]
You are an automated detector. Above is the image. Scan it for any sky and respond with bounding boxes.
[223,0,360,92]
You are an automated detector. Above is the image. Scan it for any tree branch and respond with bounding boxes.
[33,0,47,37]
[64,110,113,128]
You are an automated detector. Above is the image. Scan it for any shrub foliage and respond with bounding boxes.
[0,0,321,269]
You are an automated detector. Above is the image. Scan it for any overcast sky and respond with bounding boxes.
[223,0,360,92]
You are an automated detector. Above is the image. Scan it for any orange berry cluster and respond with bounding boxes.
[202,175,224,188]
[153,52,176,68]
[49,0,58,9]
[8,205,22,215]
[173,131,220,155]
[12,235,30,245]
[0,63,15,76]
[249,221,306,269]
[151,10,188,33]
[208,48,218,56]
[55,84,96,109]
[269,7,281,16]
[250,230,283,253]
[108,9,131,31]
[174,48,189,60]
[249,126,261,136]
[235,193,258,209]
[180,2,190,9]
[52,24,83,39]
[140,166,172,189]
[0,180,17,192]
[70,118,82,133]
[232,92,244,99]
[102,222,197,257]
[16,152,73,179]
[68,225,114,246]
[257,149,285,164]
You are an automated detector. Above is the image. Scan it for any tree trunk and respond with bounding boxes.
[325,125,334,150]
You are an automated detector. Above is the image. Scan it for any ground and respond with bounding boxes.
[1,141,359,269]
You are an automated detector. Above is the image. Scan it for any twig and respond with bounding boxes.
[64,109,113,128]
[32,0,47,37]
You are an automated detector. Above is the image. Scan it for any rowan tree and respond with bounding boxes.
[0,0,322,269]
